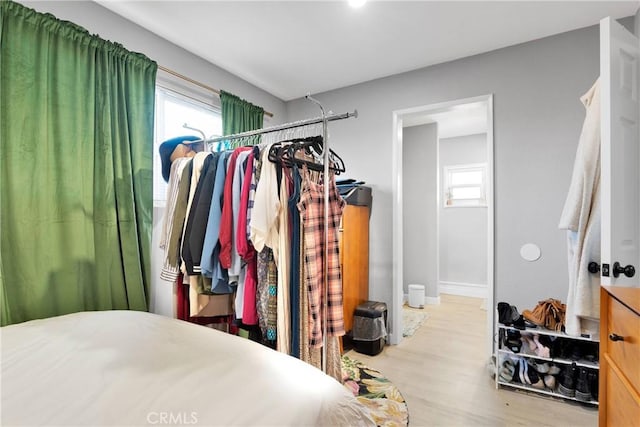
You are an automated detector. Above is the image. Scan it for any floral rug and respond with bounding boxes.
[342,355,409,427]
[403,307,429,337]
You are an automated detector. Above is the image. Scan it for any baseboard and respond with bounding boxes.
[439,281,487,298]
[403,293,440,305]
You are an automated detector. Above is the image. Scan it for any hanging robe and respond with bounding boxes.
[558,79,601,337]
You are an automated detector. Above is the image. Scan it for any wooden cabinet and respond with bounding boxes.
[340,204,370,334]
[599,286,640,427]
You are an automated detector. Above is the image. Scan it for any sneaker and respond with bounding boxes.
[575,367,592,401]
[558,363,578,397]
[518,358,528,384]
[511,359,522,383]
[499,358,516,382]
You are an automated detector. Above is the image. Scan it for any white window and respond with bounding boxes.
[443,163,487,207]
[154,86,222,205]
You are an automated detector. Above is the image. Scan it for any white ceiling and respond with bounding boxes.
[96,1,639,101]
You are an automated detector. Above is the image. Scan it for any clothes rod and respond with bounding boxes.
[198,110,358,144]
[157,65,274,118]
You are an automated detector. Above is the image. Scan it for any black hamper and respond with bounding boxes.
[352,301,387,356]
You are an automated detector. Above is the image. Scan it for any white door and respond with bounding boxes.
[600,17,640,287]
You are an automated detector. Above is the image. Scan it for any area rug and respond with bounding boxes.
[342,355,409,427]
[403,307,429,337]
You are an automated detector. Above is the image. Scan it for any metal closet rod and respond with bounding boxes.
[157,65,274,118]
[182,110,358,146]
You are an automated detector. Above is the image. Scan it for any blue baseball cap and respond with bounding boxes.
[159,135,200,182]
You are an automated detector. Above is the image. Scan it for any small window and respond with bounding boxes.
[444,163,487,207]
[154,86,222,205]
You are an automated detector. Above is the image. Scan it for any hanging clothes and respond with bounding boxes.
[559,79,601,337]
[160,157,191,282]
[257,248,278,345]
[183,153,214,276]
[183,152,215,317]
[157,122,350,380]
[161,159,193,281]
[277,172,291,354]
[200,152,233,294]
[250,144,281,258]
[188,152,221,275]
[288,166,302,358]
[237,150,259,325]
[297,166,346,348]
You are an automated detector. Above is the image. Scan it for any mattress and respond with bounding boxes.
[1,310,374,426]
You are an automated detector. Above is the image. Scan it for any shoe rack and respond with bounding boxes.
[495,323,599,406]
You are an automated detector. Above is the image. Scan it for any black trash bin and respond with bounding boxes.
[352,301,387,356]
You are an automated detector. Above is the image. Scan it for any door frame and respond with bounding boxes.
[390,94,495,357]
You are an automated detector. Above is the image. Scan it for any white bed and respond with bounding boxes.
[1,310,374,426]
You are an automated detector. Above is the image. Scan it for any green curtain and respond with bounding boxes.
[220,90,264,136]
[0,1,157,325]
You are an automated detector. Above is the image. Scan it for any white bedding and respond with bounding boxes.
[1,310,374,426]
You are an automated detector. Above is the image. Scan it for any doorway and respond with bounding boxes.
[391,95,494,357]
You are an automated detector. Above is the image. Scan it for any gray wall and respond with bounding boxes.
[439,134,488,288]
[402,124,438,298]
[286,22,626,313]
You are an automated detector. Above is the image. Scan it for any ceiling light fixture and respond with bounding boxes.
[348,0,367,8]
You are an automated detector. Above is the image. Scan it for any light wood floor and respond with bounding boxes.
[345,294,598,427]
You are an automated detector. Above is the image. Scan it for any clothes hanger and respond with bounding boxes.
[267,136,345,175]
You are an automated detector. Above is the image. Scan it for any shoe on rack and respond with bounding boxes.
[525,362,545,389]
[498,302,520,326]
[499,358,516,382]
[548,363,561,375]
[529,360,550,374]
[498,302,512,325]
[522,301,547,327]
[520,334,537,353]
[523,299,566,331]
[518,358,529,384]
[589,371,599,402]
[512,315,526,330]
[575,367,592,402]
[568,343,584,361]
[533,334,550,358]
[511,358,522,383]
[504,330,522,353]
[558,362,578,397]
[543,374,557,390]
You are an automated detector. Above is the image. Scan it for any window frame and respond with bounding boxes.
[443,163,488,208]
[153,83,222,206]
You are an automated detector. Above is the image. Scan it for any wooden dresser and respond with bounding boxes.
[599,285,640,427]
[340,203,370,334]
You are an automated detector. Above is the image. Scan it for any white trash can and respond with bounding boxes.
[408,284,425,308]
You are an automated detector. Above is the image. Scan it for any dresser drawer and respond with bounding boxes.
[608,296,640,393]
[605,365,640,427]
